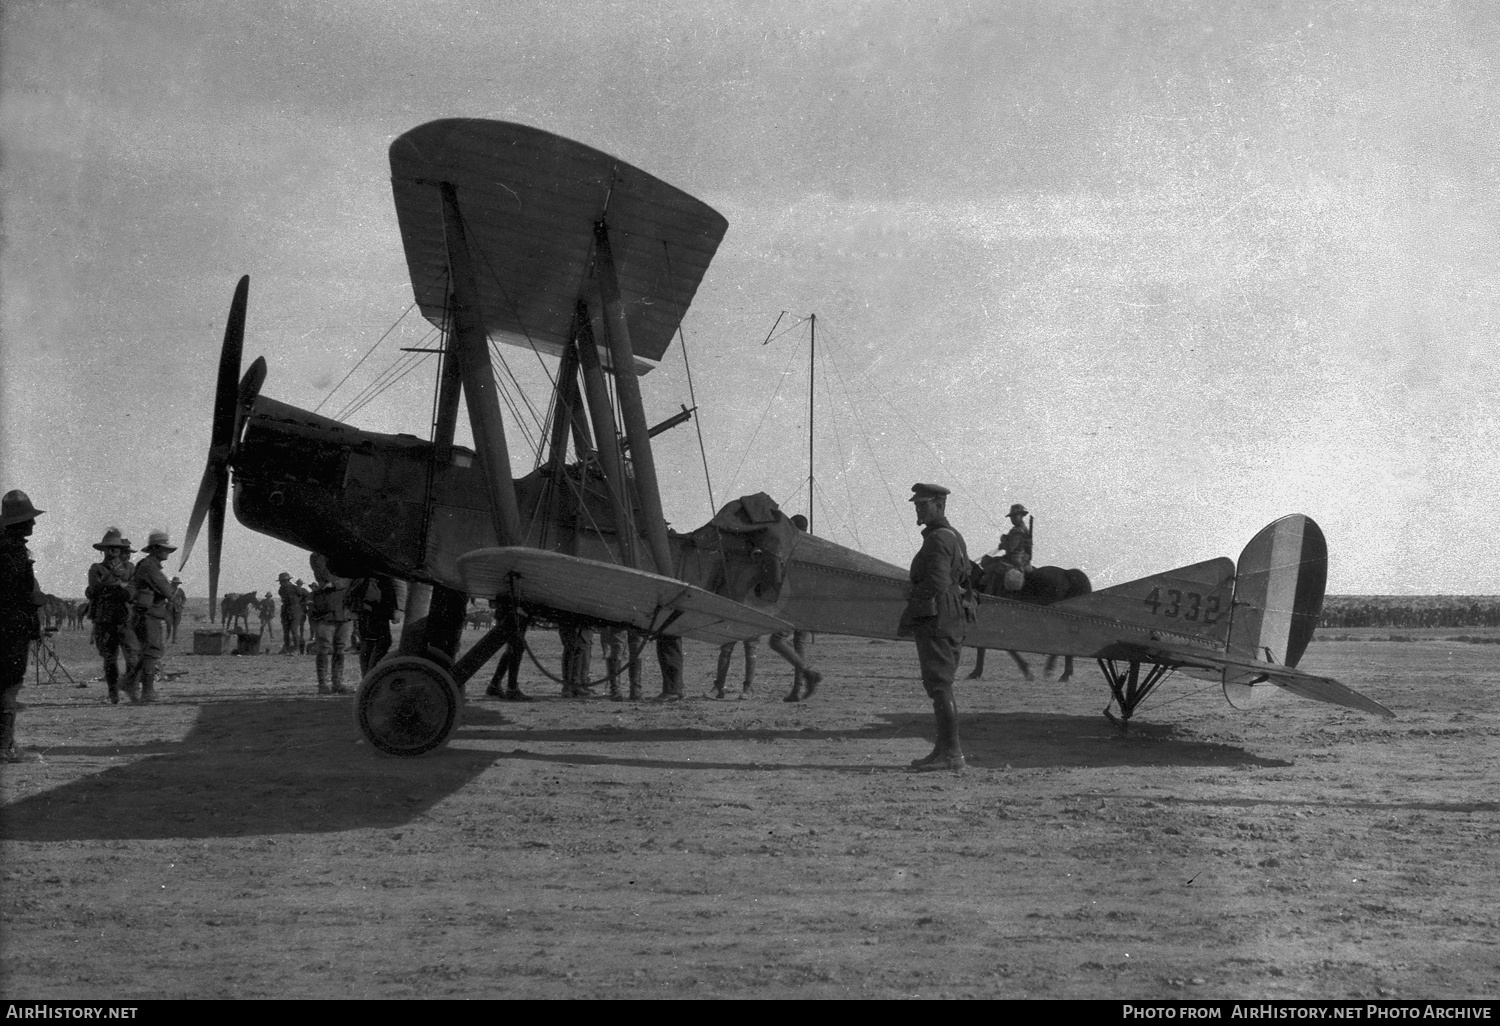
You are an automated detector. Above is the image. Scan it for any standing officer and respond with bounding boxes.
[485,599,534,701]
[167,577,186,643]
[352,574,404,676]
[1,490,47,762]
[898,483,975,773]
[256,591,275,640]
[120,529,177,704]
[307,554,352,694]
[85,527,138,704]
[293,578,311,652]
[276,572,302,653]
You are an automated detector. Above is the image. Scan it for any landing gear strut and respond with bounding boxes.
[1097,659,1173,730]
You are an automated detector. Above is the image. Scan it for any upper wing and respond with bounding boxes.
[456,547,792,644]
[389,119,729,371]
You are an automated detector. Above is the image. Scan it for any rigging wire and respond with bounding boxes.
[334,324,440,419]
[722,344,798,500]
[815,322,908,548]
[334,345,425,422]
[663,240,717,517]
[811,336,865,550]
[678,323,716,516]
[817,320,1001,537]
[339,348,435,423]
[313,299,420,416]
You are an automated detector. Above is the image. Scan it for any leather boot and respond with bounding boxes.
[120,668,141,704]
[607,654,623,701]
[330,654,350,694]
[138,672,157,705]
[105,662,120,705]
[709,645,731,699]
[1,706,42,763]
[316,655,331,694]
[909,693,965,772]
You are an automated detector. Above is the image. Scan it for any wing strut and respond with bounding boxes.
[575,304,637,568]
[594,220,675,577]
[439,182,524,547]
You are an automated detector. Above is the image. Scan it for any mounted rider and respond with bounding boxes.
[977,502,1033,594]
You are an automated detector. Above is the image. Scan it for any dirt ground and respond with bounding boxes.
[2,622,1498,1000]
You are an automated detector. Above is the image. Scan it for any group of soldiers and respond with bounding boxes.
[271,557,405,695]
[82,524,187,706]
[0,490,191,762]
[1,477,1006,776]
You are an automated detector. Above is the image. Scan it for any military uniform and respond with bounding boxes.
[996,503,1032,570]
[559,623,594,697]
[898,483,973,772]
[256,593,275,637]
[308,554,352,694]
[1,491,47,762]
[121,531,178,704]
[351,575,404,676]
[711,637,759,698]
[85,528,139,703]
[598,627,640,701]
[486,600,534,701]
[167,579,186,643]
[277,573,304,653]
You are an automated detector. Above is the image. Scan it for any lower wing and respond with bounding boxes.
[456,547,792,644]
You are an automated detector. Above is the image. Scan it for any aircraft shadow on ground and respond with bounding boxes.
[1,698,504,844]
[1,703,1285,844]
[457,705,1291,773]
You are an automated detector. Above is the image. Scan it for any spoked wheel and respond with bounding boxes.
[354,656,463,757]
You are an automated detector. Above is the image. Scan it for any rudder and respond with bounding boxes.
[1223,515,1327,704]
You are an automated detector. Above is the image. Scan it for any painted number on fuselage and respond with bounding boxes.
[1144,587,1221,624]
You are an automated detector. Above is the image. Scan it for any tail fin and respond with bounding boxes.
[1222,514,1327,707]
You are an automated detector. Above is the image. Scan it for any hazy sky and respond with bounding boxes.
[4,0,1500,599]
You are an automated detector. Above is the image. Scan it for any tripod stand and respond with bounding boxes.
[30,628,80,687]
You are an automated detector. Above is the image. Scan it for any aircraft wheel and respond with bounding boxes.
[354,656,463,758]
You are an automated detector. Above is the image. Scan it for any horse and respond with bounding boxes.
[966,562,1092,682]
[220,592,258,632]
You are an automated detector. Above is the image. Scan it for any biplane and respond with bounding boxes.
[178,118,1393,758]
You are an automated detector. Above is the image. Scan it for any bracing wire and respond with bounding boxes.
[335,348,424,422]
[812,336,864,550]
[339,349,435,423]
[810,322,919,548]
[332,324,441,421]
[313,299,420,416]
[817,320,1001,537]
[662,240,717,518]
[678,323,716,516]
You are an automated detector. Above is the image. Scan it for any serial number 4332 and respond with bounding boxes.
[1143,587,1222,623]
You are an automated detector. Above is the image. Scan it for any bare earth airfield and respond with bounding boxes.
[2,622,1497,1000]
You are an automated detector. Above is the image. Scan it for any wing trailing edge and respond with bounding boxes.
[389,119,729,371]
